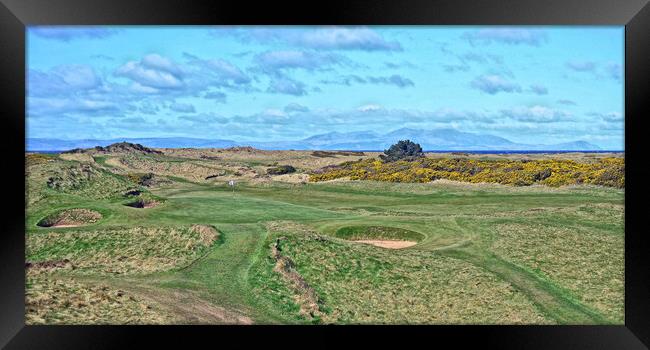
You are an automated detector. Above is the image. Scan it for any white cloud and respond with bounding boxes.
[284,103,310,113]
[358,104,383,112]
[566,60,596,72]
[115,55,185,89]
[28,65,102,97]
[470,74,522,94]
[529,84,548,95]
[298,27,402,51]
[255,51,343,72]
[170,103,196,113]
[462,28,547,46]
[214,26,402,51]
[30,27,118,41]
[501,105,572,123]
[267,77,308,96]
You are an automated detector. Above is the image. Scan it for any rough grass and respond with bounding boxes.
[26,156,137,205]
[27,226,220,275]
[114,154,226,182]
[26,274,175,324]
[25,150,625,325]
[249,222,550,325]
[489,223,624,323]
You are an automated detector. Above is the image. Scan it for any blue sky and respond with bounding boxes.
[27,26,624,149]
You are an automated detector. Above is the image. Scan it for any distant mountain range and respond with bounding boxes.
[27,137,238,152]
[27,128,604,152]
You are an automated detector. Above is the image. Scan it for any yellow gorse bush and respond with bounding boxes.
[26,153,53,166]
[310,157,624,188]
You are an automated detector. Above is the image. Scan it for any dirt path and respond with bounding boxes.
[111,284,253,324]
[440,247,610,324]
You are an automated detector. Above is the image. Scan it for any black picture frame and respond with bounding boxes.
[1,0,648,348]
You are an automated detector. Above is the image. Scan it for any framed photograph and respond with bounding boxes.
[1,0,649,348]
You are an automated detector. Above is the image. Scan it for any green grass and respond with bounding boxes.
[27,226,219,275]
[250,222,550,324]
[25,154,625,325]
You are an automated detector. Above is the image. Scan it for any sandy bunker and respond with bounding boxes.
[335,225,424,249]
[125,199,160,208]
[37,209,102,228]
[354,240,417,249]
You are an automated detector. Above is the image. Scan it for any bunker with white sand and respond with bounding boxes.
[334,225,424,249]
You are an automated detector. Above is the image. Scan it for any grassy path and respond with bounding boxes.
[88,223,283,324]
[157,223,283,323]
[440,247,611,324]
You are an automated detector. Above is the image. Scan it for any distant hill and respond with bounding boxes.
[27,137,237,152]
[27,129,603,152]
[62,142,163,155]
[251,128,602,151]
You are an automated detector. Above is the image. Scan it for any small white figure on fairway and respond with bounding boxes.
[228,180,236,192]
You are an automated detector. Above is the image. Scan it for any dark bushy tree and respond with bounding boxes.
[380,140,424,162]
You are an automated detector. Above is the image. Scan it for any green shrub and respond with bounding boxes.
[267,165,297,175]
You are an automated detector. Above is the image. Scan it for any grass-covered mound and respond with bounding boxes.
[27,225,221,275]
[63,142,163,155]
[115,153,224,182]
[26,156,139,205]
[249,222,549,324]
[334,225,425,243]
[310,157,624,188]
[37,209,102,228]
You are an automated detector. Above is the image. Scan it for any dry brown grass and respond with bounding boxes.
[113,155,222,182]
[162,148,377,172]
[110,285,254,325]
[27,226,219,275]
[189,224,220,245]
[59,153,95,163]
[26,274,175,325]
